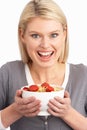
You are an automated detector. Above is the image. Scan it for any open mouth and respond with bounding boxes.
[37,51,54,58]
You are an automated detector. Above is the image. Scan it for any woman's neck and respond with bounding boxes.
[28,63,66,86]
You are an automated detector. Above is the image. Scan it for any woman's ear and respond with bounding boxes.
[19,28,25,43]
[63,28,67,43]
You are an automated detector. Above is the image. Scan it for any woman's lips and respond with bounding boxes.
[38,51,54,57]
[37,51,54,61]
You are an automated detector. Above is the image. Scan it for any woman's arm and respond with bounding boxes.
[1,103,22,128]
[1,89,41,128]
[63,106,87,130]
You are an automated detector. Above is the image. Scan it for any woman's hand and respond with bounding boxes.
[47,91,71,118]
[15,90,41,117]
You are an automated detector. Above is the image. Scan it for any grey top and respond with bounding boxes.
[0,60,87,130]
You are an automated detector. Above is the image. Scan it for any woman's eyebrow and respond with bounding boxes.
[28,30,60,34]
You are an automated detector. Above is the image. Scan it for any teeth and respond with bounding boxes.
[38,52,52,56]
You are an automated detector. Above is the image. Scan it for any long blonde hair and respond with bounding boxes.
[18,0,69,63]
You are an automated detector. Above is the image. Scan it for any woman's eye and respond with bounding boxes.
[31,34,40,38]
[51,33,58,38]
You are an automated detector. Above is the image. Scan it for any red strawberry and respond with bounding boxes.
[23,87,29,91]
[29,85,39,92]
[46,86,54,92]
[41,82,50,88]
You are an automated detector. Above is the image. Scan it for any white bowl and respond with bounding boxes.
[22,86,64,116]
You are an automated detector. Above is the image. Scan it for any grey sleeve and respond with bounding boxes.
[85,95,87,114]
[0,63,9,109]
[0,61,27,110]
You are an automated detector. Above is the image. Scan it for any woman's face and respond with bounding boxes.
[20,17,66,68]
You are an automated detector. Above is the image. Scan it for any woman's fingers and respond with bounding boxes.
[14,90,41,117]
[48,91,71,117]
[64,91,70,98]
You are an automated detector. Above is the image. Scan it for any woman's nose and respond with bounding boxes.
[39,36,50,48]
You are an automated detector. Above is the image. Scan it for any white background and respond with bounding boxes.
[0,0,87,68]
[0,0,87,130]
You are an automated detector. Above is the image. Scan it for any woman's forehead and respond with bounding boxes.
[26,17,63,32]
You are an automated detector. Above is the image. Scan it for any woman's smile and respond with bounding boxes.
[37,51,54,61]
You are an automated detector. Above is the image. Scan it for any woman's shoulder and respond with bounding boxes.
[1,60,24,67]
[0,60,25,72]
[69,63,87,77]
[69,63,87,70]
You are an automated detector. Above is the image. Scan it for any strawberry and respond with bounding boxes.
[41,82,50,88]
[23,82,55,92]
[29,85,39,92]
[46,86,54,92]
[41,82,54,92]
[23,87,29,91]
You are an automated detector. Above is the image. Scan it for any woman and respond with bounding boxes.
[0,0,87,130]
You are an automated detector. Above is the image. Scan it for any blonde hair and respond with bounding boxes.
[18,0,69,63]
